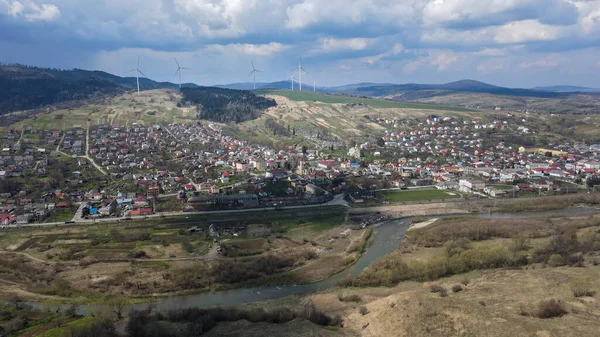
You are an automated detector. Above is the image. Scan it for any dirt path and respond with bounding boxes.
[0,250,53,263]
[19,318,79,337]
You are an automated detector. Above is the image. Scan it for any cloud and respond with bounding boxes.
[422,0,578,28]
[519,56,560,69]
[494,20,565,44]
[360,44,404,65]
[403,50,459,73]
[1,0,60,21]
[309,37,373,55]
[476,60,505,74]
[205,42,291,56]
[432,52,458,71]
[1,0,600,87]
[284,0,421,33]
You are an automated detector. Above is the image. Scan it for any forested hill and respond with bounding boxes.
[0,64,191,115]
[181,87,277,123]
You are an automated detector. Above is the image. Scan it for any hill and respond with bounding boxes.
[181,87,277,123]
[534,85,600,93]
[0,64,196,115]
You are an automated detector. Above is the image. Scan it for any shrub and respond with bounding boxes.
[571,280,596,298]
[359,306,369,315]
[535,299,567,319]
[460,279,470,286]
[430,284,448,297]
[547,254,565,267]
[452,285,463,293]
[338,293,362,302]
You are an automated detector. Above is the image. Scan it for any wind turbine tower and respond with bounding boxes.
[247,61,263,90]
[298,60,307,91]
[313,80,316,92]
[290,74,295,91]
[174,58,190,89]
[127,57,147,95]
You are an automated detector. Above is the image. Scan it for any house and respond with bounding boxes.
[134,196,148,206]
[220,171,231,183]
[484,187,507,197]
[348,190,375,203]
[459,179,485,193]
[16,213,34,224]
[436,181,459,190]
[0,213,15,225]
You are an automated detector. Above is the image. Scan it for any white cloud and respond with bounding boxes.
[476,60,505,74]
[285,0,421,30]
[360,44,403,65]
[519,56,560,69]
[473,48,507,57]
[423,0,578,27]
[494,20,565,43]
[310,37,373,55]
[205,42,291,56]
[432,52,458,71]
[403,50,459,73]
[1,0,60,21]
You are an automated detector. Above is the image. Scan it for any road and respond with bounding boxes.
[12,194,349,228]
[82,123,107,175]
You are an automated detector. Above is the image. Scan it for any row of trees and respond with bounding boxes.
[264,118,291,137]
[180,87,276,123]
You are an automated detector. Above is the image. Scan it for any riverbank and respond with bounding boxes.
[407,218,438,231]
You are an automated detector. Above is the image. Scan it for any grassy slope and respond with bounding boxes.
[380,189,461,202]
[255,89,474,112]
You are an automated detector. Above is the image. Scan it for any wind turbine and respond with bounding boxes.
[313,80,316,92]
[247,61,263,90]
[298,59,307,91]
[174,58,190,89]
[126,56,147,95]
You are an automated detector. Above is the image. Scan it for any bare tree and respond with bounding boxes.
[8,293,23,309]
[107,297,128,319]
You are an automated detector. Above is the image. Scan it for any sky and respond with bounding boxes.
[1,0,600,88]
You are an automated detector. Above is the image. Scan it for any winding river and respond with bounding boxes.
[26,206,600,314]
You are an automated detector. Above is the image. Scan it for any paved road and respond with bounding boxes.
[10,194,349,228]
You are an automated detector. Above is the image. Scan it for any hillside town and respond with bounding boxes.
[1,115,600,225]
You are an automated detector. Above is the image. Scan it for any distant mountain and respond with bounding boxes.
[342,79,566,99]
[533,85,600,93]
[0,64,197,114]
[217,80,325,91]
[215,82,268,90]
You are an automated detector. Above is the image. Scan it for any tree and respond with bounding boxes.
[65,303,80,318]
[8,294,22,309]
[107,297,128,319]
[302,145,308,154]
[376,138,385,147]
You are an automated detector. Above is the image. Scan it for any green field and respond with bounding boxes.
[255,89,474,112]
[380,189,461,202]
[281,213,346,241]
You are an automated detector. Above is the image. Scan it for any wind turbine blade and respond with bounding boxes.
[247,70,255,78]
[125,69,136,74]
[255,69,263,72]
[174,57,180,68]
[174,69,180,77]
[301,67,307,73]
[180,67,191,70]
[251,60,255,70]
[137,69,148,78]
